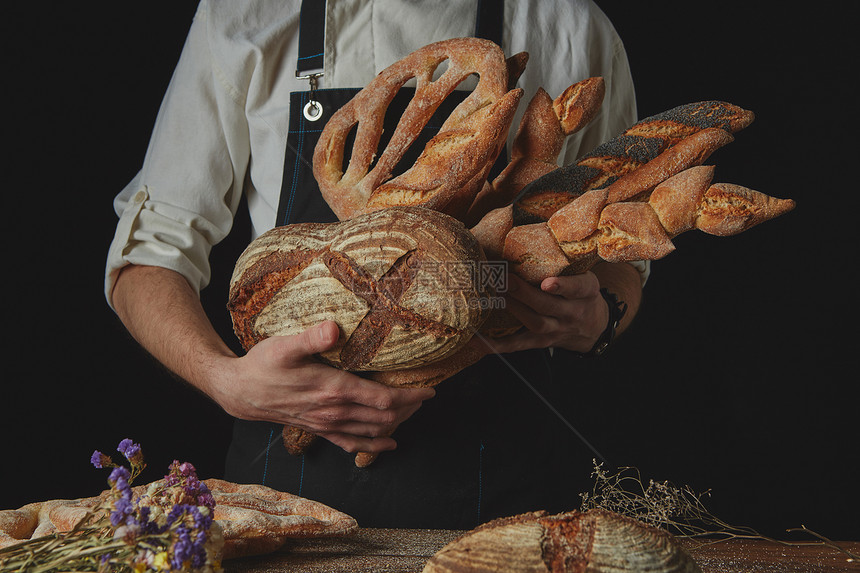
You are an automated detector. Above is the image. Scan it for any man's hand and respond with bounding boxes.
[211,321,435,455]
[111,265,433,457]
[488,261,643,355]
[490,273,607,354]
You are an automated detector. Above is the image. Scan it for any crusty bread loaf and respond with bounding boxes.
[228,206,491,372]
[228,207,501,464]
[423,508,701,572]
[503,165,795,283]
[312,38,523,221]
[601,127,734,203]
[0,479,358,560]
[386,164,796,391]
[228,206,496,464]
[204,478,358,558]
[468,204,513,261]
[464,77,606,225]
[0,498,101,549]
[512,101,755,225]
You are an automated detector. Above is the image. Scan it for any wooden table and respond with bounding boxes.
[226,528,860,572]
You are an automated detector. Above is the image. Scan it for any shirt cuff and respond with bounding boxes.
[627,259,651,287]
[104,186,220,310]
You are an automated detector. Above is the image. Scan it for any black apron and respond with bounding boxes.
[225,0,593,530]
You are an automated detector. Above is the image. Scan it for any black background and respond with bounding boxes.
[4,1,858,544]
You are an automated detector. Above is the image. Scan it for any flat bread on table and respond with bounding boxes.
[0,479,358,560]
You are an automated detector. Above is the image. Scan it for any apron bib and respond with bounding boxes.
[225,0,591,529]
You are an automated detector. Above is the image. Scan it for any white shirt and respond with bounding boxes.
[104,0,642,306]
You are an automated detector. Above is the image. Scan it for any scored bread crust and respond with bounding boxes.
[512,100,756,225]
[503,163,795,284]
[465,77,606,226]
[228,206,491,373]
[228,207,495,466]
[422,508,702,573]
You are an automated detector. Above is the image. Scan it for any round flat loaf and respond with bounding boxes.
[228,206,491,372]
[423,509,701,573]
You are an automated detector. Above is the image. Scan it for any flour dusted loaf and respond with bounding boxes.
[0,479,358,560]
[228,206,491,372]
[313,37,523,222]
[503,164,796,283]
[423,508,701,573]
[512,100,755,225]
[468,100,795,284]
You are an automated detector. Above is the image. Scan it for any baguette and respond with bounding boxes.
[512,101,755,225]
[504,165,795,283]
[464,77,606,225]
[367,165,795,391]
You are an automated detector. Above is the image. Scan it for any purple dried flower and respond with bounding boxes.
[90,450,114,469]
[197,490,215,511]
[110,497,135,527]
[109,466,131,489]
[163,505,213,570]
[171,524,194,569]
[166,505,181,526]
[164,460,181,486]
[191,530,209,568]
[178,462,195,476]
[137,505,160,534]
[117,439,143,465]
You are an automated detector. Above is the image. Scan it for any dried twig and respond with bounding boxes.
[578,460,859,561]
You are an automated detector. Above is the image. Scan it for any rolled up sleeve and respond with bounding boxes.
[105,1,251,309]
[105,182,234,303]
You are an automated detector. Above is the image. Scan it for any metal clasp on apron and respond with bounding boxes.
[296,71,324,121]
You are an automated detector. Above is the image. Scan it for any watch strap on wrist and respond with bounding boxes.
[578,288,628,358]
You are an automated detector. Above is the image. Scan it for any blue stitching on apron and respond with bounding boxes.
[477,441,485,523]
[298,455,305,497]
[286,128,326,135]
[262,426,275,486]
[283,92,308,224]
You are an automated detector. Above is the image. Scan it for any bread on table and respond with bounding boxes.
[423,508,702,572]
[0,479,358,560]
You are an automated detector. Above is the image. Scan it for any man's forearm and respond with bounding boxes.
[110,264,236,396]
[109,264,436,454]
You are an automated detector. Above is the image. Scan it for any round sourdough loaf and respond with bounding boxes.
[228,207,491,371]
[423,509,702,573]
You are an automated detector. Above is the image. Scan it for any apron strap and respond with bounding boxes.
[297,0,325,75]
[474,0,505,46]
[281,0,509,226]
[297,0,505,75]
